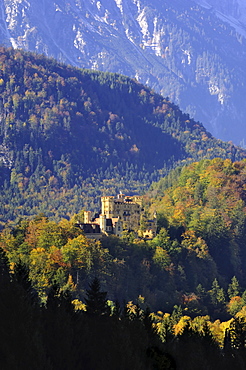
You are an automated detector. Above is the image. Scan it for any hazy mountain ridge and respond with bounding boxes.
[0,0,246,144]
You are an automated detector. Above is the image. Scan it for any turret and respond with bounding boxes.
[84,211,92,223]
[99,214,107,233]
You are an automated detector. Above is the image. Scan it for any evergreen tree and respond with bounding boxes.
[84,277,110,316]
[228,276,240,299]
[210,278,225,307]
[0,247,10,278]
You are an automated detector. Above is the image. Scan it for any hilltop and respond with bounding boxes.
[1,0,246,143]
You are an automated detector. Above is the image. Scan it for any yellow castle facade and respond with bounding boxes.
[101,193,143,232]
[81,193,157,239]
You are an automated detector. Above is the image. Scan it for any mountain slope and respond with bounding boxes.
[0,0,246,144]
[0,47,245,223]
[194,0,246,38]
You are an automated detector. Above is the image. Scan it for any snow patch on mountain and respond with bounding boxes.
[114,0,123,14]
[182,49,192,65]
[151,17,162,57]
[73,27,86,54]
[136,7,149,45]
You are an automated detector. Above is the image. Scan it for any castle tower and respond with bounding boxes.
[99,214,107,233]
[101,196,114,218]
[100,194,144,233]
[84,211,92,223]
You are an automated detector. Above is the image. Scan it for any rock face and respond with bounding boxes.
[0,0,246,145]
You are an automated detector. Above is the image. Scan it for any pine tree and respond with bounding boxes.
[84,277,110,316]
[228,276,240,299]
[0,247,10,278]
[210,278,225,307]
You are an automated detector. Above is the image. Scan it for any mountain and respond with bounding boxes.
[194,0,246,38]
[0,47,245,223]
[0,0,246,144]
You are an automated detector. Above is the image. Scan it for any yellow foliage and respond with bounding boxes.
[172,206,186,226]
[235,305,246,319]
[210,319,232,347]
[67,274,76,291]
[227,296,244,316]
[126,301,138,315]
[191,315,210,332]
[72,299,86,311]
[138,295,145,304]
[173,315,191,336]
[181,230,208,258]
[9,262,15,272]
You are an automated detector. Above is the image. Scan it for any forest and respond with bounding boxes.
[2,158,246,311]
[2,158,246,367]
[0,47,245,225]
[2,47,246,368]
[2,0,246,144]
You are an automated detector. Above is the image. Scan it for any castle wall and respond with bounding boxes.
[101,194,142,231]
[83,194,156,239]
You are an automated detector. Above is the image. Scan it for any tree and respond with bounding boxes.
[61,235,92,270]
[0,246,10,278]
[209,278,225,309]
[228,276,240,299]
[227,296,244,316]
[84,277,110,316]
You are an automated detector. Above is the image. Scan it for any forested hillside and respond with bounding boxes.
[1,0,246,143]
[1,252,245,370]
[149,158,246,288]
[2,158,246,314]
[2,158,246,368]
[0,47,245,225]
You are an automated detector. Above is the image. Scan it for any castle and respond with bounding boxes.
[79,193,157,240]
